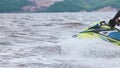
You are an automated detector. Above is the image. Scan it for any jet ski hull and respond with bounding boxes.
[76,22,120,45]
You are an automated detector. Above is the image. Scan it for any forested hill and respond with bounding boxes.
[46,0,120,12]
[0,0,29,13]
[0,0,119,13]
[0,0,61,13]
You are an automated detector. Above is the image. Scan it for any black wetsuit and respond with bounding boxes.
[108,10,120,28]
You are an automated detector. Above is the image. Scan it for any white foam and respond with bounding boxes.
[61,38,120,57]
[54,38,120,68]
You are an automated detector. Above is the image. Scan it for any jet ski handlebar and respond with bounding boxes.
[100,21,107,26]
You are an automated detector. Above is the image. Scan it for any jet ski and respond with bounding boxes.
[75,21,120,45]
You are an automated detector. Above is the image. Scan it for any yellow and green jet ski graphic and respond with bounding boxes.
[75,22,120,45]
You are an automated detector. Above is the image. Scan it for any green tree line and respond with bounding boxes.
[0,0,29,13]
[46,0,120,12]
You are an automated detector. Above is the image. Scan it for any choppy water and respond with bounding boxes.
[0,12,120,68]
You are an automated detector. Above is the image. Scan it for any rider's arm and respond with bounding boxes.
[113,10,120,21]
[108,10,120,28]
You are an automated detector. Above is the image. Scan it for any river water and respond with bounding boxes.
[0,12,120,68]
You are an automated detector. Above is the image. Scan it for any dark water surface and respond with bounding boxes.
[0,12,120,68]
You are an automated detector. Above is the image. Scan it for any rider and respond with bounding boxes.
[89,10,120,29]
[101,10,120,29]
[108,10,120,29]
